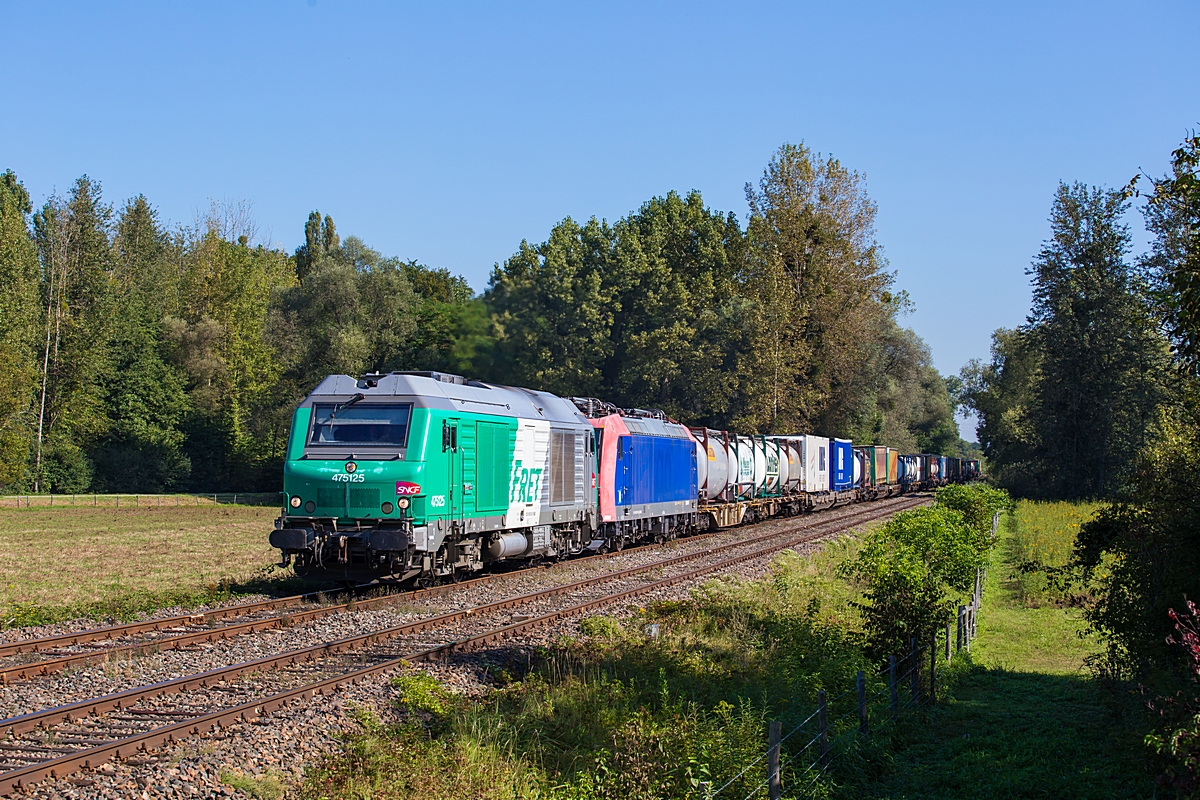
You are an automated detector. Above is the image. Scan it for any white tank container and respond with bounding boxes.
[734,436,756,497]
[769,439,788,492]
[776,439,802,491]
[692,429,731,501]
[694,437,708,495]
[752,438,768,492]
[764,439,781,493]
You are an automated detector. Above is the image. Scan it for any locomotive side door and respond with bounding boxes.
[442,418,464,530]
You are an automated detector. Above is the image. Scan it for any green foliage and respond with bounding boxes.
[1073,415,1200,674]
[844,488,1002,657]
[578,615,624,640]
[1006,500,1103,607]
[0,171,41,489]
[960,183,1172,500]
[219,770,287,800]
[1140,130,1200,373]
[0,148,976,493]
[303,553,877,800]
[487,169,967,450]
[391,672,455,719]
[935,483,1011,537]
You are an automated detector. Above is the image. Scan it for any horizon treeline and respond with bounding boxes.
[0,144,972,494]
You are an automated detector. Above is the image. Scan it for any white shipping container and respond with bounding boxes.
[801,435,830,493]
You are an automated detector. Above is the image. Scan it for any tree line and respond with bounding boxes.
[958,131,1200,761]
[0,144,972,494]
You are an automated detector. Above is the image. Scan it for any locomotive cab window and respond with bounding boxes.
[308,403,411,447]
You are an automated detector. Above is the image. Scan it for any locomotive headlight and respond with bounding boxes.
[290,496,302,508]
[397,498,410,510]
[345,461,357,473]
[381,502,394,514]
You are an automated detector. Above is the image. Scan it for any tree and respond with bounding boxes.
[0,171,41,488]
[1140,131,1200,374]
[31,177,116,492]
[486,217,617,396]
[961,184,1171,499]
[90,196,191,491]
[601,190,749,424]
[743,143,896,434]
[1026,183,1170,498]
[958,328,1041,494]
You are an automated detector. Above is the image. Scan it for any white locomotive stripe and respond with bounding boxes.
[506,419,551,526]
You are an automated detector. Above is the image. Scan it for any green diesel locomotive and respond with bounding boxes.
[270,371,598,581]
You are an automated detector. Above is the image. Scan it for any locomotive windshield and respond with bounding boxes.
[308,403,411,447]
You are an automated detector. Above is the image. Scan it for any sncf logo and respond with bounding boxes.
[396,481,422,496]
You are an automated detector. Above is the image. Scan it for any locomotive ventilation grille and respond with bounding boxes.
[349,487,380,514]
[316,487,343,513]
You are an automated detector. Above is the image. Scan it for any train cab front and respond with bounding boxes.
[271,375,428,581]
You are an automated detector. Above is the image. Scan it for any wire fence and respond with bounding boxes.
[711,511,998,800]
[0,492,282,509]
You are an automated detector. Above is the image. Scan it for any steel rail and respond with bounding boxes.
[0,499,923,733]
[0,496,924,680]
[0,499,925,795]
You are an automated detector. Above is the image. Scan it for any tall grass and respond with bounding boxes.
[301,534,880,800]
[1005,500,1103,607]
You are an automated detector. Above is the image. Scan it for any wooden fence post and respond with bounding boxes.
[818,690,829,768]
[857,670,868,734]
[768,720,782,800]
[945,622,952,662]
[909,638,919,704]
[930,633,937,702]
[889,655,898,718]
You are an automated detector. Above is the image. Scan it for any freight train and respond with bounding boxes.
[269,371,981,581]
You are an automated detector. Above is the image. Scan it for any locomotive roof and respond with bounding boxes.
[304,373,589,426]
[621,417,692,439]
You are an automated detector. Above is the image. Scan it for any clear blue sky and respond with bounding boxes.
[3,2,1197,439]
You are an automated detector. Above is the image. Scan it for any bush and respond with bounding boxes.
[1075,417,1200,673]
[1146,602,1200,796]
[935,483,1011,539]
[841,486,1004,659]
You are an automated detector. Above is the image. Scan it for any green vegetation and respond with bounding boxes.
[872,501,1155,799]
[959,182,1173,500]
[841,497,997,658]
[1006,500,1103,607]
[219,770,287,800]
[0,505,293,627]
[301,487,1021,800]
[0,145,976,495]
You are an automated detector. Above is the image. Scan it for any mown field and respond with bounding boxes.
[0,505,289,627]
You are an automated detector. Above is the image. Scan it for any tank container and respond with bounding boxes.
[691,429,732,501]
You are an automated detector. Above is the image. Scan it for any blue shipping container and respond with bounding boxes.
[615,434,697,508]
[831,438,855,492]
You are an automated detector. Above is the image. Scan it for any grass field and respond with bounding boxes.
[870,502,1157,799]
[1006,500,1105,607]
[0,504,291,627]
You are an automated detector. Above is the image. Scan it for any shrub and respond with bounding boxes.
[935,483,1011,541]
[841,505,980,658]
[1146,601,1200,796]
[1075,417,1200,672]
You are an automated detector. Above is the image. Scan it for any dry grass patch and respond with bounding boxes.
[0,505,293,626]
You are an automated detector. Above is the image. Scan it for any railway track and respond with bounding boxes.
[0,496,921,684]
[0,496,925,796]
